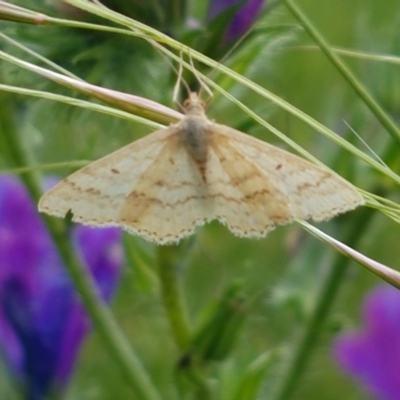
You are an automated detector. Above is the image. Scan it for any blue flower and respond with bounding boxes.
[208,0,264,43]
[0,175,123,400]
[333,285,400,400]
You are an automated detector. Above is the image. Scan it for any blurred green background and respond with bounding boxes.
[1,0,400,399]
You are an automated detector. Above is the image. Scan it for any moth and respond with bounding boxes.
[39,93,363,244]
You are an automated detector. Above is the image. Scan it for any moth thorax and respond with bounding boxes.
[181,117,210,165]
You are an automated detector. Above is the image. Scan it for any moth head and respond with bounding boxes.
[182,92,206,116]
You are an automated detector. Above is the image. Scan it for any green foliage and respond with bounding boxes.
[1,0,400,399]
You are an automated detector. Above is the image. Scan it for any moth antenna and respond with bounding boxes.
[188,50,213,102]
[173,50,191,110]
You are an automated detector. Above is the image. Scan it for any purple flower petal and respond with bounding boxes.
[333,285,400,400]
[56,225,122,384]
[208,0,264,42]
[0,175,123,398]
[73,226,123,302]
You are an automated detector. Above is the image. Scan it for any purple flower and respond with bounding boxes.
[0,175,123,400]
[208,0,264,43]
[333,285,400,400]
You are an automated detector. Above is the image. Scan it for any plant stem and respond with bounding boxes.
[273,207,375,400]
[157,246,191,350]
[283,0,400,146]
[1,91,161,400]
